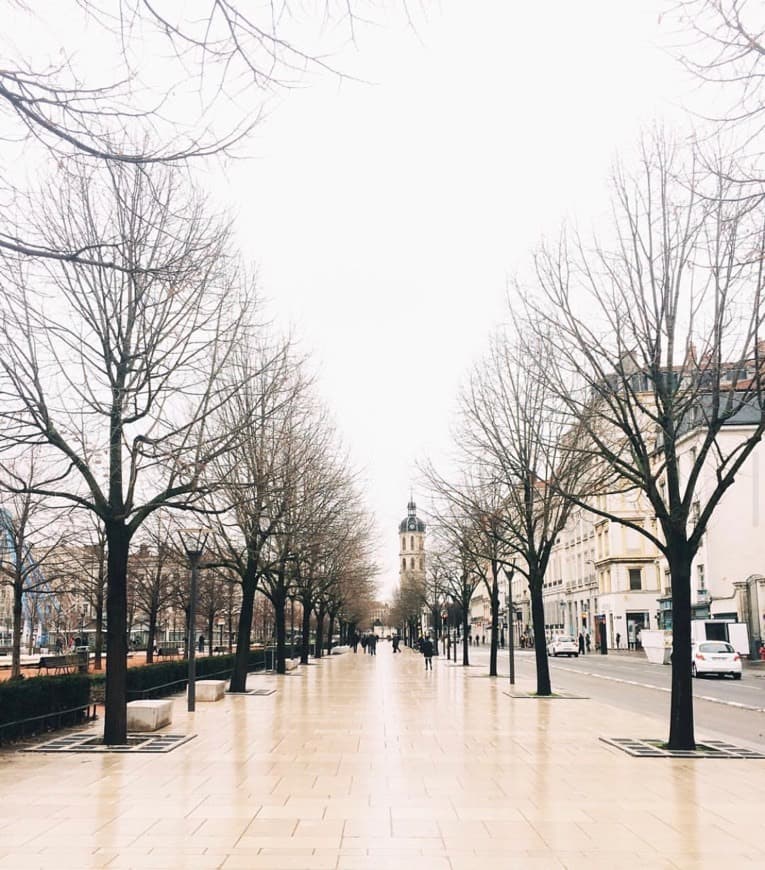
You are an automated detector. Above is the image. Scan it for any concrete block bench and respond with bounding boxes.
[196,679,226,702]
[127,699,173,732]
[331,645,350,655]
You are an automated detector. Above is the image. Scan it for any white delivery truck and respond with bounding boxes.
[690,619,749,656]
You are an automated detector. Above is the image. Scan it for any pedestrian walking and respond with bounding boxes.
[352,633,359,653]
[615,632,621,650]
[578,632,585,655]
[392,635,401,653]
[198,634,205,653]
[421,635,434,670]
[585,631,592,653]
[368,634,377,655]
[361,635,367,653]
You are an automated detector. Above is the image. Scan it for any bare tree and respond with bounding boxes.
[457,327,586,695]
[205,337,307,688]
[424,522,482,666]
[528,131,765,748]
[0,159,250,743]
[672,2,765,149]
[131,513,179,664]
[422,466,514,676]
[0,457,73,678]
[0,2,417,266]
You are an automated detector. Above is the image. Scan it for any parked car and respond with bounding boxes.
[691,640,742,679]
[548,635,579,657]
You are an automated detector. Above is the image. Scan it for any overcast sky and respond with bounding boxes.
[215,1,692,598]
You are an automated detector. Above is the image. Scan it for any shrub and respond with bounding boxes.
[124,649,267,699]
[0,674,92,743]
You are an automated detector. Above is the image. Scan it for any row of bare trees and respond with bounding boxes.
[411,0,765,752]
[0,0,402,746]
[423,127,765,749]
[0,155,377,743]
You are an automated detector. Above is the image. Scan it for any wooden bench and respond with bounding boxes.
[38,654,80,674]
[156,647,180,660]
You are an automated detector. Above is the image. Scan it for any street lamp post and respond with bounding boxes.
[505,564,516,686]
[179,528,208,713]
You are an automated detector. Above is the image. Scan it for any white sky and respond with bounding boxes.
[0,1,732,601]
[217,1,691,598]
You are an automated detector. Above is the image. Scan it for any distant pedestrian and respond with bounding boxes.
[361,635,367,653]
[615,632,621,650]
[392,635,401,653]
[198,634,205,653]
[352,633,359,653]
[421,635,434,670]
[578,632,585,655]
[368,634,377,656]
[55,637,63,653]
[585,632,591,653]
[482,634,486,645]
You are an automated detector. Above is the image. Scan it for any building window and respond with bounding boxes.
[697,564,705,590]
[410,557,415,570]
[419,538,423,550]
[419,557,424,570]
[402,558,406,571]
[402,536,406,552]
[410,535,414,550]
[629,568,642,591]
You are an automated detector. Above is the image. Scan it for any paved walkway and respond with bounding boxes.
[1,645,764,869]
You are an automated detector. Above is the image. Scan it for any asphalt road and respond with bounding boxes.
[450,645,765,750]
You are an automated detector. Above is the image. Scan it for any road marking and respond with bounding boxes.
[546,662,765,713]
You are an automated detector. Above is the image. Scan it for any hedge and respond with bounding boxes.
[0,674,92,743]
[123,649,268,699]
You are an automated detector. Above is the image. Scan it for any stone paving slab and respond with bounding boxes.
[1,649,764,868]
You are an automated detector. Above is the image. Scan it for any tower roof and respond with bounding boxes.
[399,498,425,533]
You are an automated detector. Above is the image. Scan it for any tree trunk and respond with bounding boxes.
[11,581,22,680]
[94,586,104,670]
[529,574,551,696]
[299,594,312,664]
[146,608,157,665]
[274,593,287,674]
[489,575,499,677]
[103,523,130,745]
[230,567,256,692]
[462,611,470,666]
[207,613,215,656]
[668,547,695,750]
[327,612,335,654]
[315,605,325,659]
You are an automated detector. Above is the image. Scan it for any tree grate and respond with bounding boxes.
[601,737,765,759]
[23,732,196,753]
[250,689,276,696]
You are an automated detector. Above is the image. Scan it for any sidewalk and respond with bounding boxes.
[1,645,763,869]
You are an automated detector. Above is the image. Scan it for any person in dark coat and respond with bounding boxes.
[368,634,377,655]
[421,635,434,670]
[392,635,401,653]
[578,632,586,655]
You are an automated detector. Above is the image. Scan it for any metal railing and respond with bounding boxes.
[0,702,97,745]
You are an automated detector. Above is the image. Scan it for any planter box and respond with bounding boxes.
[196,680,226,702]
[640,629,672,665]
[127,699,173,731]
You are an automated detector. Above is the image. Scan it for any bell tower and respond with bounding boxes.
[398,496,426,586]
